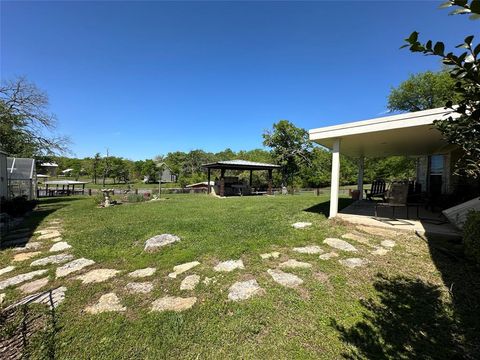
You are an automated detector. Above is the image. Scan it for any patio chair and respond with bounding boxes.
[375,182,417,218]
[365,179,387,201]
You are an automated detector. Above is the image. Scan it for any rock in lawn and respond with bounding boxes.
[267,269,303,288]
[151,296,197,312]
[319,252,339,260]
[339,258,369,268]
[31,253,74,267]
[180,274,201,290]
[12,242,42,252]
[125,282,153,294]
[13,252,42,262]
[144,234,180,252]
[0,293,5,304]
[49,242,72,252]
[342,233,373,247]
[228,279,264,301]
[213,259,244,272]
[291,222,312,229]
[35,229,61,236]
[0,269,48,290]
[381,240,396,248]
[0,266,15,276]
[75,269,120,284]
[85,293,126,314]
[37,231,62,240]
[260,252,280,260]
[128,267,156,278]
[19,277,49,294]
[370,247,389,256]
[323,238,358,252]
[168,261,200,279]
[356,225,399,238]
[279,259,312,269]
[56,258,95,278]
[293,246,323,255]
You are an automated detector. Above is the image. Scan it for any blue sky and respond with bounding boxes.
[1,1,477,160]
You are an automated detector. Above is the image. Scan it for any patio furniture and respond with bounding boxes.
[375,182,421,219]
[365,179,387,201]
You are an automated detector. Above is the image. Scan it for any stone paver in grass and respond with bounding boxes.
[13,252,42,262]
[56,258,95,278]
[35,228,61,236]
[279,259,312,269]
[370,247,390,256]
[151,296,197,312]
[49,242,72,252]
[260,251,280,260]
[144,234,180,252]
[0,293,5,304]
[19,277,49,294]
[12,242,43,252]
[342,233,373,247]
[10,286,67,310]
[203,277,216,285]
[0,266,15,276]
[323,238,358,252]
[30,253,74,267]
[339,258,370,268]
[381,240,396,248]
[319,252,339,260]
[125,282,153,294]
[37,231,62,240]
[180,274,200,291]
[50,237,63,243]
[291,222,312,229]
[293,245,323,255]
[85,293,126,314]
[356,225,399,238]
[228,279,264,301]
[168,261,200,279]
[128,267,156,278]
[213,259,244,272]
[75,269,120,284]
[0,269,48,290]
[267,269,303,288]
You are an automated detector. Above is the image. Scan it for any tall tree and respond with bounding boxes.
[0,77,69,156]
[402,0,480,178]
[263,120,312,188]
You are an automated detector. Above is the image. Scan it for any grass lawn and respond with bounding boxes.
[1,194,479,359]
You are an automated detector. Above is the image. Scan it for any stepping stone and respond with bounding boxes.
[0,293,5,304]
[151,296,197,312]
[75,269,120,284]
[0,266,15,276]
[125,282,153,294]
[202,277,216,285]
[381,240,396,248]
[56,258,95,278]
[38,231,62,240]
[13,252,42,262]
[31,253,74,267]
[48,220,62,225]
[180,274,201,290]
[293,245,323,255]
[319,252,339,260]
[279,259,312,269]
[50,237,63,243]
[260,251,280,260]
[128,267,156,278]
[49,242,72,252]
[0,269,48,290]
[339,258,369,268]
[35,229,61,236]
[85,293,126,314]
[228,279,264,301]
[144,234,180,252]
[168,261,200,279]
[323,238,358,252]
[370,247,389,256]
[342,233,373,247]
[291,222,312,229]
[19,277,49,294]
[12,242,42,252]
[356,225,398,238]
[267,269,303,288]
[213,259,244,272]
[10,286,67,310]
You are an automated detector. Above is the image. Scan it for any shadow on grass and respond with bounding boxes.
[303,198,354,217]
[332,236,480,359]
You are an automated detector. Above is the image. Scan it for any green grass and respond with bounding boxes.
[1,194,478,359]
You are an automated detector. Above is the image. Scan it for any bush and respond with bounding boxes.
[464,211,480,265]
[126,194,145,203]
[0,196,37,217]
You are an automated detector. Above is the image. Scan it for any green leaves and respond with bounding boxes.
[434,42,445,55]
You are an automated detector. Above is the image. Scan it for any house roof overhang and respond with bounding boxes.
[309,107,460,157]
[202,160,280,171]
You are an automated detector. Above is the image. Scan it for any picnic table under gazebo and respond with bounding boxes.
[41,180,88,197]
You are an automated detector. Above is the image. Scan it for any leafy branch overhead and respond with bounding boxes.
[402,0,480,178]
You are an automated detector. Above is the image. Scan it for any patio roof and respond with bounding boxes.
[43,180,88,185]
[309,107,460,157]
[202,160,280,170]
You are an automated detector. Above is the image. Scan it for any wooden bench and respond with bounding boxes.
[365,179,387,201]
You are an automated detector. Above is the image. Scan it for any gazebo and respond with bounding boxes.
[202,160,280,196]
[42,180,88,197]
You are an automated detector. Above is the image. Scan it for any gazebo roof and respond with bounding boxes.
[202,160,280,170]
[44,180,88,185]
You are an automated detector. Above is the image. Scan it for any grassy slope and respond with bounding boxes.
[1,195,466,359]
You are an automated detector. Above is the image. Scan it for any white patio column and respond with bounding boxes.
[357,156,364,200]
[329,139,341,218]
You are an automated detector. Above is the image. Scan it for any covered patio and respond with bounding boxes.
[40,180,88,197]
[309,107,461,238]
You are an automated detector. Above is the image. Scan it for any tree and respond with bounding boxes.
[388,71,460,112]
[91,153,101,184]
[402,0,480,178]
[0,77,69,156]
[263,120,313,188]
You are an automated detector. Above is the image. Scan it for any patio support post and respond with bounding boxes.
[249,170,253,187]
[329,138,341,218]
[207,168,211,194]
[267,169,273,195]
[220,169,225,197]
[357,156,364,200]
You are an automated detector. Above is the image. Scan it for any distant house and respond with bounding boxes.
[143,165,177,184]
[40,162,58,177]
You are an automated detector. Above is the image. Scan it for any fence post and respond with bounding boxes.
[88,188,92,196]
[135,188,138,195]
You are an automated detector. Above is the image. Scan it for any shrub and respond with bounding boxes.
[464,211,480,265]
[126,194,145,203]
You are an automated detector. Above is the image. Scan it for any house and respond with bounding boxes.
[40,162,58,177]
[308,107,468,218]
[143,165,177,183]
